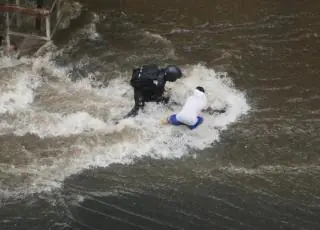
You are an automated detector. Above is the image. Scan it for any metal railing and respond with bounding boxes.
[0,0,63,41]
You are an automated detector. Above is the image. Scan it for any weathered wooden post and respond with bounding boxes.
[36,0,43,31]
[56,0,61,19]
[45,14,51,40]
[15,0,21,27]
[5,10,11,56]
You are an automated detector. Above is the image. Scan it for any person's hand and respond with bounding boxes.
[204,107,226,115]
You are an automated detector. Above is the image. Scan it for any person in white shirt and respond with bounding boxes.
[167,86,207,130]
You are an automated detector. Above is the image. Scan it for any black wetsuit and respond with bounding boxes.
[126,64,169,117]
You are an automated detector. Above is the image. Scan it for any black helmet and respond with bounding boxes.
[196,86,205,93]
[164,65,182,82]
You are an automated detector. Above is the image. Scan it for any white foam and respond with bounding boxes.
[0,56,24,69]
[169,28,192,34]
[11,111,111,138]
[142,31,172,45]
[0,72,42,114]
[31,52,72,81]
[0,62,250,197]
[84,20,101,40]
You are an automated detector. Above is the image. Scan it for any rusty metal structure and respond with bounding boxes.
[0,0,64,56]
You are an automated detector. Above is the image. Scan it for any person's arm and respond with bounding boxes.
[200,94,227,114]
[153,70,167,101]
[155,70,166,89]
[203,106,226,114]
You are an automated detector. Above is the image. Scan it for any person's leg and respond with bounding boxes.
[167,114,182,126]
[134,88,145,108]
[188,116,204,130]
[125,88,145,118]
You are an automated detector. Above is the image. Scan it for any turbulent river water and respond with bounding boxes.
[0,0,319,229]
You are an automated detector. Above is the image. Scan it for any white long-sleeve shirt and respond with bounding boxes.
[176,89,208,126]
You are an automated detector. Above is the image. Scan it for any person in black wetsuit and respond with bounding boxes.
[125,64,182,117]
